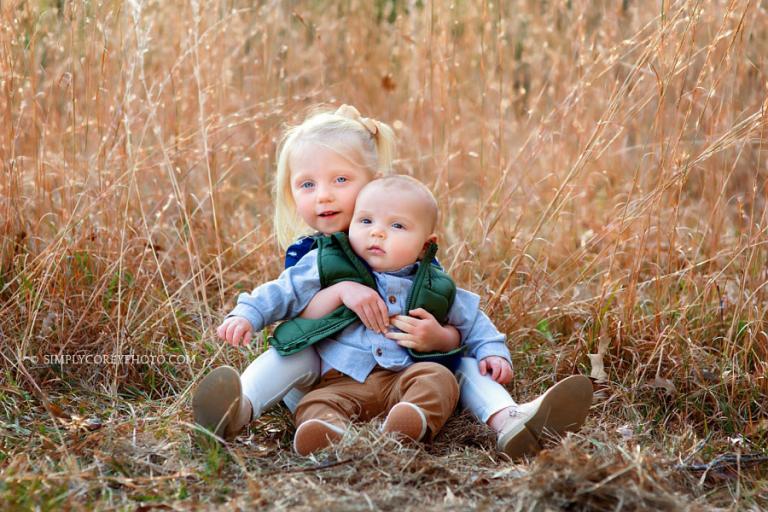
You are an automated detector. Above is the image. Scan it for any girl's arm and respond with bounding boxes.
[443,288,510,364]
[298,284,345,318]
[226,250,322,336]
[299,282,390,334]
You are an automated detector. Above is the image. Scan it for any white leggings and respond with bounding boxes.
[454,356,517,422]
[240,348,516,424]
[240,347,320,418]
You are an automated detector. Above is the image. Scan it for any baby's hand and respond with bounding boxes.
[479,356,513,384]
[386,308,457,352]
[216,317,253,346]
[339,282,389,334]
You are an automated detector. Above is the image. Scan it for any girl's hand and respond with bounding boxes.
[216,317,253,346]
[338,282,389,334]
[479,356,513,384]
[386,308,461,352]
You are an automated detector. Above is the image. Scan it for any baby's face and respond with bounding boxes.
[289,142,372,235]
[349,186,435,272]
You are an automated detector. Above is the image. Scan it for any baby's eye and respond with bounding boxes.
[360,218,372,224]
[392,223,405,230]
[335,176,348,184]
[299,181,315,189]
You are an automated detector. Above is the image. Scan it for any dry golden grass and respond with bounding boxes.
[1,0,767,509]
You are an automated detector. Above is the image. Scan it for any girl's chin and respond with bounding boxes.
[316,220,347,233]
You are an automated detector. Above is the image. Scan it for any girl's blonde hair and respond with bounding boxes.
[273,105,396,249]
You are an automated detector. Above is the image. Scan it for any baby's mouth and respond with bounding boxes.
[367,245,385,255]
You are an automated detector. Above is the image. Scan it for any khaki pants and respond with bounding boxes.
[295,362,460,440]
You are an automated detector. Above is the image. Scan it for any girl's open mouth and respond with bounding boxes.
[318,211,340,218]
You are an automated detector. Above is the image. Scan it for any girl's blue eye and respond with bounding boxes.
[300,181,315,189]
[335,176,348,183]
[392,223,405,230]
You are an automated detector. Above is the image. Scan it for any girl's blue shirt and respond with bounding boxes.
[284,235,322,269]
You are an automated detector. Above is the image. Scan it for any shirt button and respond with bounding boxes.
[376,348,383,357]
[388,295,396,304]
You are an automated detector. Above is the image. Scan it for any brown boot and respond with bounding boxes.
[193,366,252,440]
[381,402,428,441]
[293,419,346,456]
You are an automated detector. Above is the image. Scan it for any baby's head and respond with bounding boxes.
[349,175,439,272]
[274,105,396,249]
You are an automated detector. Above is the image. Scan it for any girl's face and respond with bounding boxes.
[289,142,373,234]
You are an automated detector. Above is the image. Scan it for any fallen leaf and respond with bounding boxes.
[588,322,611,383]
[48,403,71,420]
[491,467,526,479]
[381,73,396,92]
[588,353,608,383]
[84,418,103,431]
[745,418,768,436]
[651,376,677,394]
[616,425,634,440]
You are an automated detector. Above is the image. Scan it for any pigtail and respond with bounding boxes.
[334,104,396,176]
[371,120,395,176]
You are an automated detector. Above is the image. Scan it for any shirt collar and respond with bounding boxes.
[380,261,420,277]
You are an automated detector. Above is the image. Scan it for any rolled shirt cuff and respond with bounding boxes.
[226,302,267,333]
[472,343,512,365]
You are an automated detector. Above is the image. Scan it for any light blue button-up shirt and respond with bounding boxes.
[228,249,511,383]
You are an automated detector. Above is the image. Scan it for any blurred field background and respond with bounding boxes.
[1,0,767,509]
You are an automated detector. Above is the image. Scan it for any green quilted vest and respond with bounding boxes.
[269,232,465,364]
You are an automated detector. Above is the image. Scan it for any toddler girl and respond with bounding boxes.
[193,105,592,458]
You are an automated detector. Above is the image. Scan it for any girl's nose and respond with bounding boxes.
[316,185,333,203]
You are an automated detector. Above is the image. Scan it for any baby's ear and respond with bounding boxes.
[422,234,438,251]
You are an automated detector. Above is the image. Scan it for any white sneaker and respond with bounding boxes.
[497,375,593,459]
